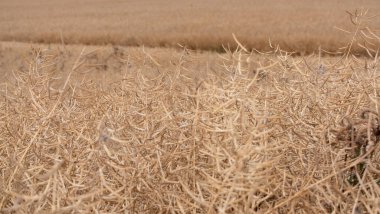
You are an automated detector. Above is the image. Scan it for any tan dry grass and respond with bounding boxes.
[1,38,380,213]
[1,0,380,54]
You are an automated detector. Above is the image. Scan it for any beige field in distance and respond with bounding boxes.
[1,0,380,53]
[0,0,380,213]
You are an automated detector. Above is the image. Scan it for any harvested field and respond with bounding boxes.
[0,0,380,54]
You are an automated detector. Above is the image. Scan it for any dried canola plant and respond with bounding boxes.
[0,41,380,213]
[1,9,380,214]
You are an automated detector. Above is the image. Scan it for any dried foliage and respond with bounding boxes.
[1,8,380,214]
[0,42,380,214]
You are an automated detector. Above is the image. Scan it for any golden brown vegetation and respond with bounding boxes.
[1,0,380,54]
[0,40,225,85]
[1,5,380,213]
[1,12,380,213]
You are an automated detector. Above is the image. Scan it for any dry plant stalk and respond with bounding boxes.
[0,43,379,213]
[0,10,380,214]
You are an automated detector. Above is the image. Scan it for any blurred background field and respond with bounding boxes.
[1,0,380,54]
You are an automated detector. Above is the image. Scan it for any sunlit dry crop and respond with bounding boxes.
[0,4,380,214]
